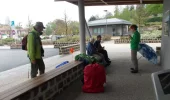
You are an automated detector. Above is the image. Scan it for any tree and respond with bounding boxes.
[63,11,70,38]
[88,15,100,22]
[132,5,148,31]
[26,16,34,32]
[146,4,163,16]
[69,21,79,35]
[119,5,131,21]
[104,12,113,19]
[45,22,53,35]
[114,6,120,18]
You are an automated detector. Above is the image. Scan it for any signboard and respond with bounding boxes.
[11,21,15,27]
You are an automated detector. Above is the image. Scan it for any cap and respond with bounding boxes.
[35,22,45,29]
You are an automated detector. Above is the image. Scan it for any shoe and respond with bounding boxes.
[107,60,111,64]
[131,70,138,73]
[130,68,135,70]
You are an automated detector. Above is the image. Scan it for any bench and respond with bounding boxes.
[0,61,83,100]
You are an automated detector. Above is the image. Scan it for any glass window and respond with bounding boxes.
[94,28,97,33]
[101,28,104,34]
[98,28,100,34]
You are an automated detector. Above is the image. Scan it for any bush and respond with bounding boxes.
[56,35,96,43]
[102,34,112,41]
[141,30,162,39]
[146,17,162,22]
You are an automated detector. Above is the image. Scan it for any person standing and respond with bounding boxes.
[27,22,45,78]
[129,25,141,73]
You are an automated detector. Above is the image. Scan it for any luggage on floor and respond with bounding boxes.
[75,53,96,66]
[82,63,106,93]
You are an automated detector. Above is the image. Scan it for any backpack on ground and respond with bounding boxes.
[82,63,106,93]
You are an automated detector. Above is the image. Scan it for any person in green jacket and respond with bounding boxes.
[129,24,141,73]
[27,22,45,78]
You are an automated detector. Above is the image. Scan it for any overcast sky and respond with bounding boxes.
[0,0,125,27]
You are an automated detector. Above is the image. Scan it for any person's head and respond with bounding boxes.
[97,35,102,41]
[34,22,45,33]
[129,24,138,32]
[90,38,95,43]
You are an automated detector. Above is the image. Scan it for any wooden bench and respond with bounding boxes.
[0,61,83,100]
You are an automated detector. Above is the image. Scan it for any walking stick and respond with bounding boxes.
[28,66,29,79]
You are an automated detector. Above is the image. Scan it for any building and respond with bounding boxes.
[88,18,131,36]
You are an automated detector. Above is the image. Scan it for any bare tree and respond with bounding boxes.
[63,11,70,40]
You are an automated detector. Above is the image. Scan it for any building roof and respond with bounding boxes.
[55,0,163,6]
[87,18,132,26]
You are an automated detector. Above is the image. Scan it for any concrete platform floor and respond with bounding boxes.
[55,42,162,100]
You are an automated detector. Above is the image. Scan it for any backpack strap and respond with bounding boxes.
[29,31,37,54]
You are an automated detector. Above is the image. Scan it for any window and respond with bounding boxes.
[94,28,97,33]
[101,28,104,34]
[98,28,100,34]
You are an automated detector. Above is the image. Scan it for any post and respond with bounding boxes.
[78,0,86,54]
[104,10,108,34]
[106,18,107,34]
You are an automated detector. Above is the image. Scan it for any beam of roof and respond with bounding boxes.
[55,0,163,6]
[140,0,143,4]
[100,0,108,5]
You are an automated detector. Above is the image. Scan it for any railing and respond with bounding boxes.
[59,44,80,55]
[114,39,161,44]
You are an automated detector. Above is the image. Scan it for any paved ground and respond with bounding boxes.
[55,41,162,100]
[0,48,59,72]
[0,41,162,100]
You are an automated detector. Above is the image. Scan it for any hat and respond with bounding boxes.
[35,22,45,29]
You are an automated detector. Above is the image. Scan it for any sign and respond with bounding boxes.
[11,21,15,27]
[12,30,15,35]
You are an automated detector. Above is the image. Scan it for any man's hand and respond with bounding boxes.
[32,60,36,64]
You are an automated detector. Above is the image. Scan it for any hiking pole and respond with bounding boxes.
[28,66,29,79]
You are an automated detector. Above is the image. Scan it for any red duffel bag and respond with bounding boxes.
[82,63,106,93]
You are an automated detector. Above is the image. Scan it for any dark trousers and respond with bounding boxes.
[98,49,109,62]
[31,58,45,78]
[131,50,138,70]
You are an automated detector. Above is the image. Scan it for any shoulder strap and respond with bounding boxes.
[29,31,37,53]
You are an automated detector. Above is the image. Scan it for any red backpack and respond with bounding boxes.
[82,63,106,93]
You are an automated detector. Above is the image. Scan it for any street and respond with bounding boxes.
[0,48,59,72]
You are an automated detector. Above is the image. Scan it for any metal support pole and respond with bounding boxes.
[78,0,86,54]
[106,18,107,34]
[104,10,108,34]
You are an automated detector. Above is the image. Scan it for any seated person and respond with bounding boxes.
[94,35,111,64]
[86,38,107,64]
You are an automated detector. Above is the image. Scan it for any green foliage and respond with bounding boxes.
[141,30,162,39]
[88,15,100,22]
[56,35,111,43]
[145,4,163,16]
[44,19,79,36]
[146,17,162,22]
[102,34,112,41]
[0,38,15,45]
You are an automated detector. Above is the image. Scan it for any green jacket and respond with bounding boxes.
[27,29,41,62]
[130,31,141,50]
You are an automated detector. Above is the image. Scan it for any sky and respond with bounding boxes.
[0,0,124,27]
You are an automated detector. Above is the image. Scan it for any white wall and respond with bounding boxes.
[161,0,170,69]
